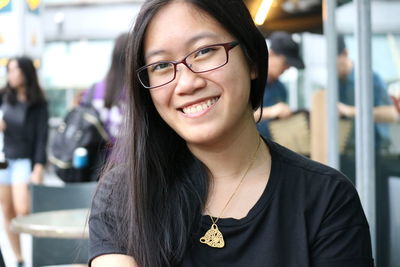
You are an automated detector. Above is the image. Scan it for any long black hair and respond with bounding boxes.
[104,33,129,108]
[99,0,268,266]
[4,56,46,105]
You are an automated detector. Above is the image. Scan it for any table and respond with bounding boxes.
[11,209,89,239]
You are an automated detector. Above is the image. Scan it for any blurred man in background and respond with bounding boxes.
[255,31,305,139]
[337,35,399,183]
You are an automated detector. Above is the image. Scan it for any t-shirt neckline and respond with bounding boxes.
[201,138,280,227]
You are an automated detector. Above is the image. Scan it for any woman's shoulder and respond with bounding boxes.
[267,141,369,235]
[91,165,128,214]
[94,166,127,197]
[89,166,130,263]
[267,140,356,197]
[269,140,343,175]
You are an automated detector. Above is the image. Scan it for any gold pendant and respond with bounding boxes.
[199,223,225,248]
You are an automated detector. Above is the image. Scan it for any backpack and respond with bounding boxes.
[48,86,109,182]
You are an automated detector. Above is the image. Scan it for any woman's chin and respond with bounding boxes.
[180,131,221,147]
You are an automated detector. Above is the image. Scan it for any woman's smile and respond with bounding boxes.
[180,96,220,117]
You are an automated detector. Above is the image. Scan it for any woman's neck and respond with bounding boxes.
[16,87,27,102]
[187,119,269,184]
[188,118,272,219]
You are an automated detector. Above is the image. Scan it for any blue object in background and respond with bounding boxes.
[73,147,88,169]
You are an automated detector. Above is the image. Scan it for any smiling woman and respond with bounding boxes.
[88,1,373,267]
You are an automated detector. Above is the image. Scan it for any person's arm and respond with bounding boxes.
[338,102,398,123]
[30,163,44,184]
[92,254,138,267]
[254,102,292,121]
[31,104,49,184]
[0,119,6,132]
[373,105,399,123]
[371,72,399,122]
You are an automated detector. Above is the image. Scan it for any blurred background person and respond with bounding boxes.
[337,35,399,183]
[62,32,129,183]
[82,32,129,144]
[0,56,49,267]
[255,31,305,139]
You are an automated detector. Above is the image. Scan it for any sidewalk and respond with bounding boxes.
[0,168,63,267]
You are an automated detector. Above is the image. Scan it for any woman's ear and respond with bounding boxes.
[250,65,258,80]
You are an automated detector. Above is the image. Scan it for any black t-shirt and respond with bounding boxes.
[89,140,374,266]
[1,100,49,164]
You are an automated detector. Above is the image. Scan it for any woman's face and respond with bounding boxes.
[143,1,256,146]
[7,60,25,89]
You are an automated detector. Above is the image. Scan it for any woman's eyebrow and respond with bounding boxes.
[185,32,219,46]
[145,32,219,61]
[145,49,166,61]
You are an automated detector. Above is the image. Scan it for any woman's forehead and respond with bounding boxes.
[143,2,232,54]
[8,60,19,69]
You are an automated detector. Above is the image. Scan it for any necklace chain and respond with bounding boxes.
[209,137,262,224]
[200,137,262,248]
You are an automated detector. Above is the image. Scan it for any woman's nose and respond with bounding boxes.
[174,64,206,95]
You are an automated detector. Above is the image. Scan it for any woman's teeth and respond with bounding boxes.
[182,97,218,114]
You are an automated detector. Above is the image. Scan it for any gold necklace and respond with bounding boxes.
[199,137,262,248]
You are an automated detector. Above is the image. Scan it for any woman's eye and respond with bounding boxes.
[151,62,171,72]
[194,47,215,58]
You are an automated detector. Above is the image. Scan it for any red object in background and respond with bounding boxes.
[391,96,400,114]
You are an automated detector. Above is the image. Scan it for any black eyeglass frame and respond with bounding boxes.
[137,41,240,89]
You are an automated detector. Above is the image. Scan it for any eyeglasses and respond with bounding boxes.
[137,41,240,89]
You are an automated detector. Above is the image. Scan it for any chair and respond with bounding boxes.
[268,110,311,156]
[30,182,97,267]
